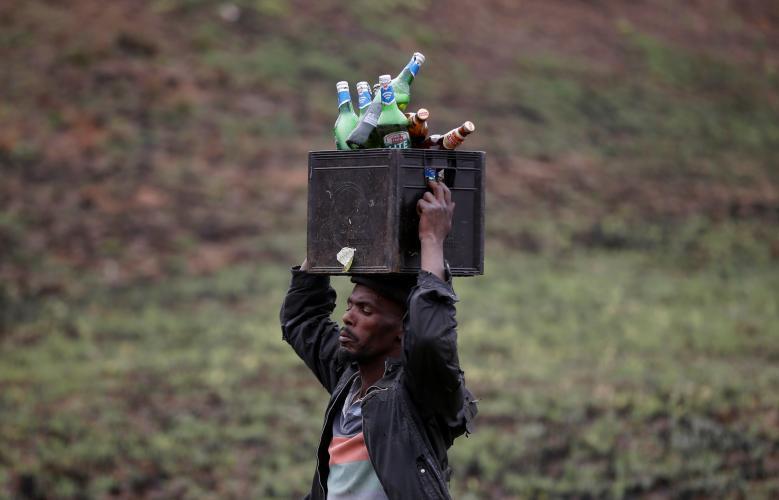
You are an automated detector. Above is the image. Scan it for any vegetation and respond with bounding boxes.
[2,250,777,498]
[1,0,778,498]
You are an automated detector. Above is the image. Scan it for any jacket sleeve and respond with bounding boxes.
[402,270,477,432]
[279,267,343,394]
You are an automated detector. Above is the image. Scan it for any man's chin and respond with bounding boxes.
[336,346,361,364]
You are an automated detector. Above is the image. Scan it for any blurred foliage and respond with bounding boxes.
[1,0,779,498]
[1,255,777,497]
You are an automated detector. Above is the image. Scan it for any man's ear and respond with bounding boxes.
[394,324,405,342]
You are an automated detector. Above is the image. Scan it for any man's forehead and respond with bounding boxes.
[349,284,384,304]
[348,284,405,319]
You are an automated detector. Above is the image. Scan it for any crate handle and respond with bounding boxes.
[422,154,458,187]
[444,156,458,187]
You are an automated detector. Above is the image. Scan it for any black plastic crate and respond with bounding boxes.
[306,148,485,276]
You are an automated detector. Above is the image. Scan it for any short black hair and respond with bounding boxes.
[350,274,417,307]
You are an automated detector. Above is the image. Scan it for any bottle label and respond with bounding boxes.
[381,85,395,105]
[443,130,465,150]
[337,90,351,108]
[383,131,410,149]
[358,91,372,110]
[364,113,379,127]
[407,56,420,77]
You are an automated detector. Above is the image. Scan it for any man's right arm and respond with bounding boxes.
[279,260,343,393]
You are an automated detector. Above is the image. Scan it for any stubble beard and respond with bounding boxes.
[336,345,365,364]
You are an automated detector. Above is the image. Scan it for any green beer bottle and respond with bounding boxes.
[376,74,410,149]
[346,83,382,149]
[392,52,425,111]
[356,81,372,117]
[333,81,358,150]
[346,52,424,148]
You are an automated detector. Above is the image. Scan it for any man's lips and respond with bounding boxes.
[339,327,356,344]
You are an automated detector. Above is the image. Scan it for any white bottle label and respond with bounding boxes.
[383,131,410,148]
[443,130,465,150]
[364,113,379,127]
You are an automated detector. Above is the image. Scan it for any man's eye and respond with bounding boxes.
[361,306,372,314]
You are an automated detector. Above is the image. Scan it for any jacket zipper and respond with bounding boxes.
[317,372,359,495]
[404,391,450,499]
[361,384,390,495]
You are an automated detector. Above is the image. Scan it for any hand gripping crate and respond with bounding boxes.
[306,149,485,276]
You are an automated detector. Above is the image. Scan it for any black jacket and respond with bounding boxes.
[280,268,478,499]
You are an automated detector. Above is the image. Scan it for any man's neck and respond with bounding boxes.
[357,357,388,398]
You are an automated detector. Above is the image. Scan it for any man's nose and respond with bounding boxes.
[342,309,354,326]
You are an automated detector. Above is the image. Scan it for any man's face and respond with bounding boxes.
[338,284,404,364]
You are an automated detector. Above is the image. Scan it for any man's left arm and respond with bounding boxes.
[402,181,477,429]
[403,269,468,423]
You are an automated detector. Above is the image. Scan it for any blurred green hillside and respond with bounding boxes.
[3,0,778,294]
[1,0,778,498]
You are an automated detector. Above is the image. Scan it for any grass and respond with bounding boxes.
[449,248,778,498]
[2,243,777,498]
[4,1,778,288]
[468,31,779,184]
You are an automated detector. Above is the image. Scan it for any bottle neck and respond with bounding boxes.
[337,90,352,112]
[397,56,421,84]
[380,84,397,107]
[410,112,428,126]
[358,91,372,111]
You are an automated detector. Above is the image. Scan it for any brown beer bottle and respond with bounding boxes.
[422,121,475,150]
[406,108,429,147]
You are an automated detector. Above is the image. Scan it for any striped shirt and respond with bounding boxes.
[327,379,388,499]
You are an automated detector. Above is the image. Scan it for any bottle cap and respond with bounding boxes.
[413,52,426,65]
[336,81,349,92]
[356,81,369,92]
[417,108,429,121]
[379,74,391,85]
[462,121,475,133]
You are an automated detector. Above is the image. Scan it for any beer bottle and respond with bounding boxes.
[422,121,475,150]
[376,74,410,149]
[356,81,372,117]
[392,52,425,111]
[346,83,382,149]
[345,51,423,147]
[333,81,358,150]
[406,108,429,147]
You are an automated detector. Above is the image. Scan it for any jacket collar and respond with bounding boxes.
[343,357,402,393]
[384,356,402,373]
[348,357,402,375]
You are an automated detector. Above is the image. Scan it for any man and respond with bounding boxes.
[280,180,478,499]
